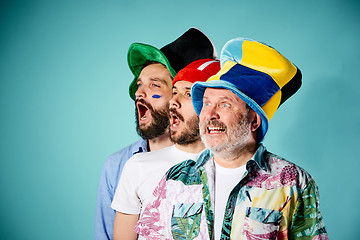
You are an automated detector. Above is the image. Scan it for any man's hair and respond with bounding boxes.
[141,61,163,70]
[245,104,252,112]
[140,61,173,80]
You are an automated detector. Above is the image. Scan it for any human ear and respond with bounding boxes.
[251,112,262,132]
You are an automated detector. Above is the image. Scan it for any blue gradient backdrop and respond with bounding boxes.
[1,0,359,239]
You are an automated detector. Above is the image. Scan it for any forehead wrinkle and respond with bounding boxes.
[174,82,192,91]
[204,89,241,103]
[178,86,192,92]
[203,94,233,102]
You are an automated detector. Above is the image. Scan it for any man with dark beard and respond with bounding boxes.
[135,37,327,240]
[95,28,217,240]
[111,59,220,240]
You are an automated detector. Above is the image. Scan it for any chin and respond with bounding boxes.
[205,137,223,146]
[170,135,180,142]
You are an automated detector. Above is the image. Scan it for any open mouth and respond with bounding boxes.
[207,126,226,134]
[136,101,150,121]
[170,112,180,128]
[204,120,227,134]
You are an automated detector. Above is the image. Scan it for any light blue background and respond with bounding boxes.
[1,0,359,239]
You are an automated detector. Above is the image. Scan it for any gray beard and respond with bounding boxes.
[200,109,251,159]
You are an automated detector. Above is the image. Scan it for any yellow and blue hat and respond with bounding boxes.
[191,37,302,142]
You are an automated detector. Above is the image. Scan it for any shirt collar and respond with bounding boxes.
[132,138,148,155]
[195,149,213,169]
[194,144,268,172]
[246,144,268,172]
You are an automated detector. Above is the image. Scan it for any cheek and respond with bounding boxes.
[198,111,204,120]
[199,111,207,123]
[199,106,213,121]
[184,99,197,113]
[151,97,171,111]
[153,89,172,101]
[152,94,161,99]
[163,92,174,103]
[199,115,207,129]
[150,89,171,101]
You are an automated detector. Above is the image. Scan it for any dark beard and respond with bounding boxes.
[135,100,170,140]
[169,110,200,145]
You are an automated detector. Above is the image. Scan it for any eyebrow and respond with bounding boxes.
[173,85,191,90]
[150,77,169,86]
[203,96,233,102]
[136,77,169,86]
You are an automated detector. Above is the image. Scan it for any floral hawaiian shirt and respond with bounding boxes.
[135,144,328,240]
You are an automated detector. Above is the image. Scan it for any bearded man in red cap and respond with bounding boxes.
[111,59,220,240]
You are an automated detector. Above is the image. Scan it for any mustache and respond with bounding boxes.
[169,108,184,122]
[135,98,153,111]
[203,119,227,129]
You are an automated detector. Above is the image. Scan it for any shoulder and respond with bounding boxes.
[247,147,319,192]
[266,151,314,188]
[126,145,175,164]
[166,149,212,182]
[165,159,202,185]
[102,139,147,174]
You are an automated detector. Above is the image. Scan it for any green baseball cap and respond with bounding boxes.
[127,27,217,100]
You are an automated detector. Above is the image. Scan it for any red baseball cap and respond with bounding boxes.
[172,58,220,86]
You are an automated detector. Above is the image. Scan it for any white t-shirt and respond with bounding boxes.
[214,160,247,240]
[111,145,203,215]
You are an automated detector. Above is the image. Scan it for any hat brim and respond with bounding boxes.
[191,80,269,142]
[127,43,177,100]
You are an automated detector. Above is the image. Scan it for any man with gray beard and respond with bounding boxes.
[200,104,253,158]
[135,37,327,240]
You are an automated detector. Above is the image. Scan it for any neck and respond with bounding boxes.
[175,139,205,154]
[214,142,258,168]
[147,129,173,151]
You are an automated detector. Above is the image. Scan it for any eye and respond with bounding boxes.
[203,101,211,107]
[222,103,230,108]
[185,92,191,98]
[152,83,160,88]
[137,83,142,87]
[172,90,178,96]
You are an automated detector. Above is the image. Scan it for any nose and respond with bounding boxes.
[170,94,181,109]
[201,105,220,121]
[135,85,146,99]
